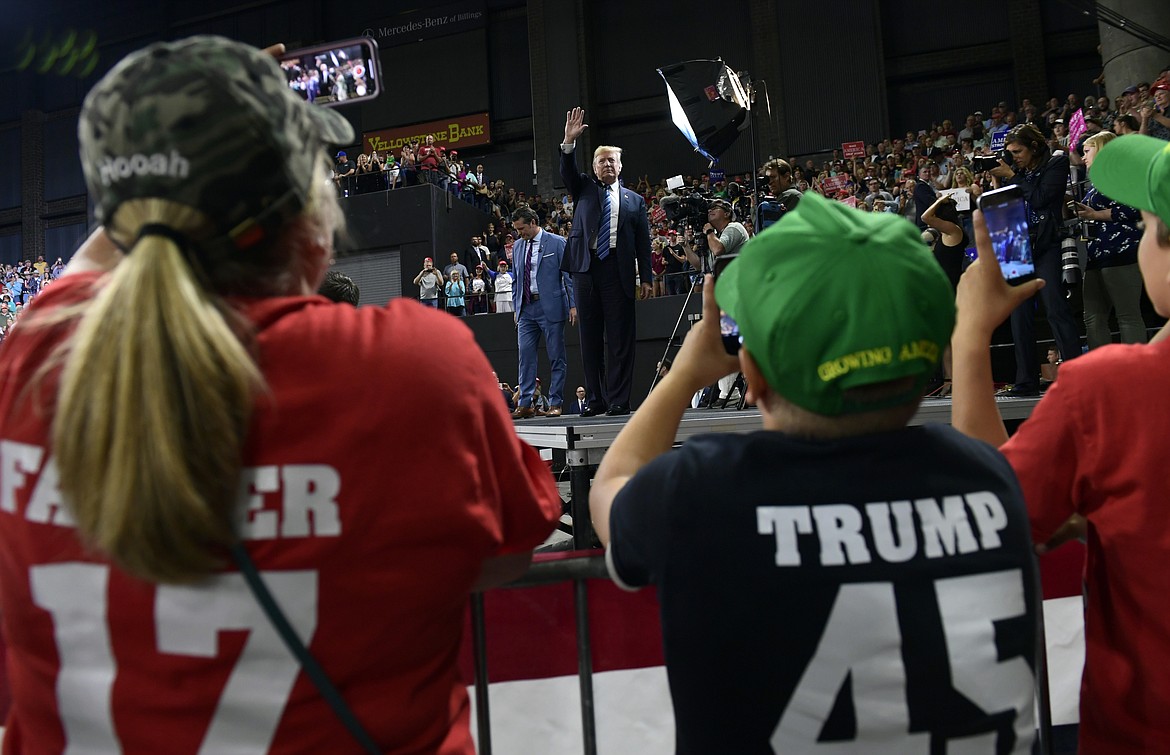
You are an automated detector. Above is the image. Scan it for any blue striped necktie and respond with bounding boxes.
[597,186,611,261]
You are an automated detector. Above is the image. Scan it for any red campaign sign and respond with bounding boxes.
[650,205,666,225]
[841,196,859,208]
[842,141,866,159]
[821,174,849,193]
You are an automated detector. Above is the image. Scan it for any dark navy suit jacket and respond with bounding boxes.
[559,147,652,298]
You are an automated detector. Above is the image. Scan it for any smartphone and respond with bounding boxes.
[711,254,741,355]
[976,185,1035,283]
[278,37,382,108]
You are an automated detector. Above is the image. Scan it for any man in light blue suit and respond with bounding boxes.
[511,206,577,418]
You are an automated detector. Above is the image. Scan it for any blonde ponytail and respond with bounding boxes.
[53,199,262,583]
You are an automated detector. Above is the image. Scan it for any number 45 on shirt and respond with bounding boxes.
[773,570,1034,753]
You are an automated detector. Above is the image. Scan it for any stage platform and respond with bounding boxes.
[513,394,1042,451]
[515,394,1042,547]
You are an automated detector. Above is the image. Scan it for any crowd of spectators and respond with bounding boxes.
[411,61,1170,316]
[0,256,64,344]
[9,70,1167,331]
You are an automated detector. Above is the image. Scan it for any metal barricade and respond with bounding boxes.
[470,550,607,755]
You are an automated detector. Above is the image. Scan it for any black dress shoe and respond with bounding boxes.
[580,405,606,417]
[997,385,1039,398]
[605,404,630,416]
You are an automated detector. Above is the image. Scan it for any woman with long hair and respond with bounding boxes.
[988,123,1081,396]
[0,37,559,753]
[1075,131,1148,348]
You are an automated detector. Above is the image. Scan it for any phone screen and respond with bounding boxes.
[712,254,741,355]
[278,38,382,108]
[977,185,1035,282]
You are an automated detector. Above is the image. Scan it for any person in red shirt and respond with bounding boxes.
[952,134,1170,752]
[0,36,560,754]
[416,134,446,187]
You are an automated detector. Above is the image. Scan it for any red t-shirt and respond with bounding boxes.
[418,144,445,172]
[0,272,561,754]
[1001,340,1170,753]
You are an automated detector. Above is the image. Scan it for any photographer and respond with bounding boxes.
[1074,131,1147,348]
[988,123,1080,396]
[413,256,445,308]
[684,199,747,275]
[663,231,689,296]
[758,158,802,227]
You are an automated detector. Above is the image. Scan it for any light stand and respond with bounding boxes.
[654,59,761,409]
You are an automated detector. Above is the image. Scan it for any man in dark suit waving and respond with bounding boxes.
[560,106,652,416]
[511,206,577,419]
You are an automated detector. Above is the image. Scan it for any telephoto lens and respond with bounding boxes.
[1061,236,1081,286]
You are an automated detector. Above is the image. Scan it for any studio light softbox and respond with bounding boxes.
[658,59,749,163]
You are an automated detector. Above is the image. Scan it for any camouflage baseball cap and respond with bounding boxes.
[79,36,353,250]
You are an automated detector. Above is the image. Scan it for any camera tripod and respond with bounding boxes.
[646,277,750,411]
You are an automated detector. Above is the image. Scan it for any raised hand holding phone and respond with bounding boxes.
[974,185,1035,283]
[955,207,1045,340]
[277,37,382,108]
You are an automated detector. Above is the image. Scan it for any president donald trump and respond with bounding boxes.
[511,206,576,418]
[560,106,652,416]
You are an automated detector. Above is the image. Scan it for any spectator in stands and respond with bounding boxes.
[414,257,444,308]
[444,269,467,316]
[467,235,492,272]
[502,231,516,266]
[650,240,666,298]
[332,150,355,195]
[1114,114,1140,135]
[355,153,375,175]
[1074,131,1146,348]
[1141,82,1170,141]
[7,275,23,305]
[417,134,444,186]
[443,251,469,282]
[318,269,360,305]
[399,139,417,186]
[32,255,47,277]
[950,167,979,239]
[863,177,894,206]
[469,265,491,314]
[910,169,938,227]
[485,222,503,261]
[493,259,514,314]
[381,149,400,189]
[592,193,1039,753]
[466,163,488,210]
[952,130,1170,755]
[1050,119,1069,150]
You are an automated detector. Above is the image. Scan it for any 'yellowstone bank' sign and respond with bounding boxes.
[363,113,491,154]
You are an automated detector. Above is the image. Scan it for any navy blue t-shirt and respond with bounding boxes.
[608,425,1038,754]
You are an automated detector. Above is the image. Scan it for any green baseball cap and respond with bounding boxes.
[79,36,353,251]
[714,191,954,416]
[1090,134,1170,225]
